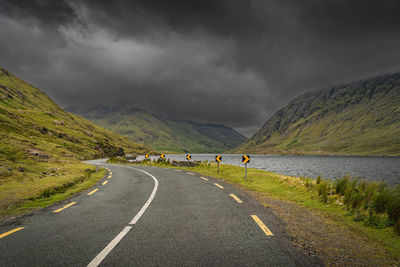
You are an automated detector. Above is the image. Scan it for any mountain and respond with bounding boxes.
[0,67,150,162]
[0,66,152,217]
[235,73,400,156]
[67,106,247,153]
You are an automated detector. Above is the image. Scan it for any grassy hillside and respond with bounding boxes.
[68,106,247,153]
[236,73,400,156]
[0,67,150,218]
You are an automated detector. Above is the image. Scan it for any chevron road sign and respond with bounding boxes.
[215,155,222,173]
[242,155,250,180]
[242,155,250,164]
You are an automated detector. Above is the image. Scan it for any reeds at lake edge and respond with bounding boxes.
[309,175,400,234]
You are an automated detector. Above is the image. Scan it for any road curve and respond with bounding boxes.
[0,160,320,266]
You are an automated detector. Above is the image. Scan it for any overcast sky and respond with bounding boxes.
[1,0,400,136]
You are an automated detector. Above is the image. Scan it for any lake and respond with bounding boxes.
[137,154,400,184]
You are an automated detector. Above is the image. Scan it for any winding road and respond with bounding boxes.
[0,160,320,266]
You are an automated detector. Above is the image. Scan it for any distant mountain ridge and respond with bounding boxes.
[67,105,247,153]
[235,72,400,156]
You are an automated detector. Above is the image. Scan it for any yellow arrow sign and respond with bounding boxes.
[186,154,191,160]
[242,155,250,164]
[160,154,165,159]
[145,154,150,159]
[215,155,222,162]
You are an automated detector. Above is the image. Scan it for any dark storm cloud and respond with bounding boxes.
[1,0,78,28]
[1,0,400,136]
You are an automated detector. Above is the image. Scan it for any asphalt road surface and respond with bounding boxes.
[0,159,321,266]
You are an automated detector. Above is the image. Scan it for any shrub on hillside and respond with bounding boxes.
[335,175,350,195]
[371,185,390,214]
[387,187,400,224]
[317,180,329,203]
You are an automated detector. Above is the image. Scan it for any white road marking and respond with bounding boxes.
[127,168,159,225]
[87,226,132,267]
[87,167,159,267]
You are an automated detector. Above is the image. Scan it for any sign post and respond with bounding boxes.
[186,154,191,161]
[215,155,222,174]
[242,155,250,180]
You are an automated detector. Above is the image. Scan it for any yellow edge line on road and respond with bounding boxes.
[102,180,108,185]
[230,194,243,203]
[214,183,224,189]
[53,202,77,213]
[187,172,194,175]
[0,227,24,239]
[251,215,274,236]
[88,189,99,196]
[108,175,112,179]
[201,177,208,181]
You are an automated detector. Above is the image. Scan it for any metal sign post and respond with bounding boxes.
[242,155,250,180]
[215,155,222,174]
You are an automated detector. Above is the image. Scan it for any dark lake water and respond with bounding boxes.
[137,154,400,184]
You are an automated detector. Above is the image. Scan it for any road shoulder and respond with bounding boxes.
[243,188,397,266]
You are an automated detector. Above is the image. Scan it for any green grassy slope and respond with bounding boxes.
[0,67,150,160]
[236,73,400,156]
[68,106,247,153]
[0,67,150,217]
